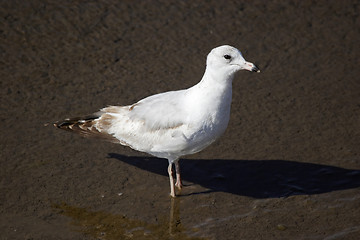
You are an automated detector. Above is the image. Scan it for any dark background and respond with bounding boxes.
[1,0,359,239]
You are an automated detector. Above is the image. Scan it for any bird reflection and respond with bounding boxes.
[169,197,181,236]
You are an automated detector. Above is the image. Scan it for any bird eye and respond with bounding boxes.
[224,55,231,60]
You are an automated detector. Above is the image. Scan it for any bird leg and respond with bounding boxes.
[175,161,183,189]
[168,163,176,197]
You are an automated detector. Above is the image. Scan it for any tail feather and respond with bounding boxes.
[54,112,119,143]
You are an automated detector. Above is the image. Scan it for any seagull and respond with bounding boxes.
[54,45,260,197]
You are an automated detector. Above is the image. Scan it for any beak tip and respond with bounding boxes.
[251,65,260,73]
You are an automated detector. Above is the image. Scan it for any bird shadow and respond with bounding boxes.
[108,153,360,198]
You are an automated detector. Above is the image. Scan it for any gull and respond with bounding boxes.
[54,45,260,197]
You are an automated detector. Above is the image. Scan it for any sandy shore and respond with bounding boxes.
[1,0,360,239]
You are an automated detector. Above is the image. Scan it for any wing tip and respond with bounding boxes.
[54,113,120,144]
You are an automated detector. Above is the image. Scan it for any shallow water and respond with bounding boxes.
[53,198,206,240]
[52,182,360,240]
[50,155,360,239]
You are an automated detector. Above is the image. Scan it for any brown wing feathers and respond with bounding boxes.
[54,113,120,143]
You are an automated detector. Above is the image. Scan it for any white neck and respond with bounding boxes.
[199,66,235,87]
[185,66,235,122]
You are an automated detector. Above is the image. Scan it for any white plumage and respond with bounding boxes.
[55,45,260,197]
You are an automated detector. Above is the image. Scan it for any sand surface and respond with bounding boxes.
[1,0,360,239]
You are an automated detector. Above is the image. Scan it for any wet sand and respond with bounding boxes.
[1,0,360,239]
